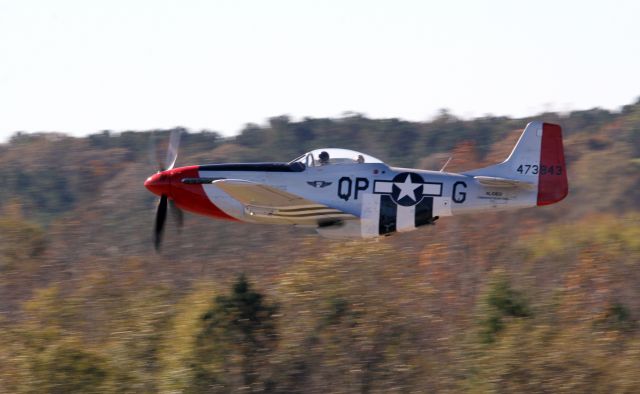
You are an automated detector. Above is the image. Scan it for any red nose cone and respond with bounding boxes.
[144,172,172,197]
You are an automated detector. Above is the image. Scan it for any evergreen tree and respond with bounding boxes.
[192,274,278,392]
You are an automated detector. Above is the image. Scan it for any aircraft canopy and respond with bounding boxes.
[289,148,383,167]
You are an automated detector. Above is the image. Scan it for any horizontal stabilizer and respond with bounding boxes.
[474,176,534,189]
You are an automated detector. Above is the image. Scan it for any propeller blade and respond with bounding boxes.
[150,130,182,250]
[164,129,182,171]
[154,195,168,251]
[169,200,184,230]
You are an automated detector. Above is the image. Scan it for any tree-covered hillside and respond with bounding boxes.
[0,98,639,393]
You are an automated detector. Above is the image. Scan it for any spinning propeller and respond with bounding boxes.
[146,130,183,251]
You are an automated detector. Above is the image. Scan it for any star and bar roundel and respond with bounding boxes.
[373,172,442,206]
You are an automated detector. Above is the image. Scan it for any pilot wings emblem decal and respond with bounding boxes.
[307,181,333,188]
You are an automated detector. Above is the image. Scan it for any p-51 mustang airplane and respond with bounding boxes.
[145,121,567,249]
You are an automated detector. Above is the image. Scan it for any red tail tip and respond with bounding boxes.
[537,123,568,206]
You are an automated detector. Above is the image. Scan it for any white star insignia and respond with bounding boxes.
[395,176,420,201]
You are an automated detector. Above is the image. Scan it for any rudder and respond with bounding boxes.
[537,123,568,205]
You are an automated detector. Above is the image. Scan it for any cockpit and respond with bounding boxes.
[289,148,383,167]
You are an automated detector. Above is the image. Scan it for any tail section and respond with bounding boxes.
[465,121,568,206]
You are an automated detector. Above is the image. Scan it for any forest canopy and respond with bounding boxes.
[1,98,639,392]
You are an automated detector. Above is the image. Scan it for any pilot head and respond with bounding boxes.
[319,151,329,165]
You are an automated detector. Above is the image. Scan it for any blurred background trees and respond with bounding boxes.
[0,98,639,392]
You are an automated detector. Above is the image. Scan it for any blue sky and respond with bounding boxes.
[1,0,639,140]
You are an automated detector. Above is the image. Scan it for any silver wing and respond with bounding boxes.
[211,179,357,226]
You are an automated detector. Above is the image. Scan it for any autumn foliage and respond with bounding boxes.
[1,100,640,392]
